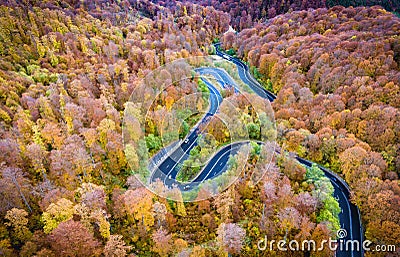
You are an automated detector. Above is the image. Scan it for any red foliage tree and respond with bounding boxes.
[48,220,101,257]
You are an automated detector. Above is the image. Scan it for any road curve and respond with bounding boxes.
[150,76,227,189]
[214,43,276,102]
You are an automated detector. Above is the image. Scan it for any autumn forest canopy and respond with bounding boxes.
[0,0,399,256]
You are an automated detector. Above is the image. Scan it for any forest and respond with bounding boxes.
[0,0,399,256]
[153,0,400,30]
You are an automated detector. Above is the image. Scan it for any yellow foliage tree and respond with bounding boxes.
[124,188,155,230]
[42,198,74,234]
[91,209,111,240]
[97,118,116,147]
[5,208,32,243]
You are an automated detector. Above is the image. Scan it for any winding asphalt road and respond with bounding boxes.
[148,43,364,256]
